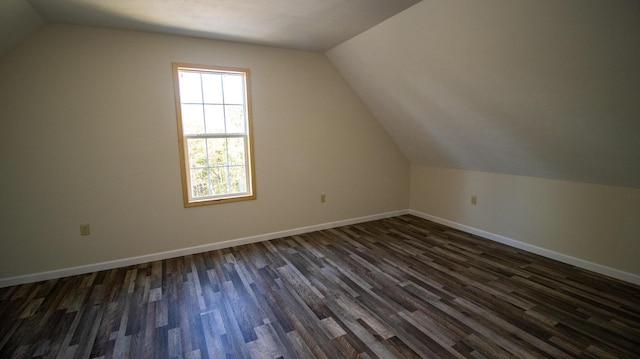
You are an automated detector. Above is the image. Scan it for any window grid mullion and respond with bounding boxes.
[194,74,210,196]
[184,133,246,139]
[221,75,227,135]
[220,76,231,192]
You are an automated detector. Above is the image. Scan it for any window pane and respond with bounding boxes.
[202,73,223,104]
[190,168,210,198]
[204,105,225,133]
[223,74,244,104]
[179,71,203,103]
[187,139,207,168]
[173,63,254,205]
[229,166,247,193]
[225,105,245,133]
[181,104,205,134]
[227,138,245,165]
[207,138,228,167]
[210,168,228,195]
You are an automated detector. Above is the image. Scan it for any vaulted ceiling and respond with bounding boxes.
[2,0,639,188]
[328,1,640,188]
[0,0,45,57]
[2,0,419,53]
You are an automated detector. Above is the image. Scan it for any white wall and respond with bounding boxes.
[3,21,637,287]
[328,0,640,189]
[327,0,640,284]
[0,24,409,279]
[410,165,640,279]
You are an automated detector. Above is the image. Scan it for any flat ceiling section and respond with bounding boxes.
[26,0,421,51]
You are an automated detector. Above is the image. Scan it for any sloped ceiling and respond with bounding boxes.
[17,0,419,52]
[0,0,45,57]
[328,0,640,188]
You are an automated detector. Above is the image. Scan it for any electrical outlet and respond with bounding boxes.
[80,224,90,236]
[471,196,477,205]
[320,194,326,203]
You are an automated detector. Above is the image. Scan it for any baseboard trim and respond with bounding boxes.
[5,209,637,288]
[0,210,409,288]
[408,209,640,286]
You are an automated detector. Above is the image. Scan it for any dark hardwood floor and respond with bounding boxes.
[1,215,639,358]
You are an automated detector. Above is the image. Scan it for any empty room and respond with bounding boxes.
[1,0,639,358]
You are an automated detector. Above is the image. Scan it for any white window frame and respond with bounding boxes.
[172,62,256,207]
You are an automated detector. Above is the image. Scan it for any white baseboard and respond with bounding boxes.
[4,209,638,288]
[408,209,640,286]
[0,210,409,288]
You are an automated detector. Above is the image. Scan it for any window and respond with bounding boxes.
[172,63,256,207]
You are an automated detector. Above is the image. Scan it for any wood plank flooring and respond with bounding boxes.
[1,215,639,358]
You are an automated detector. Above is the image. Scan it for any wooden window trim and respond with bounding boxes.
[172,62,256,207]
